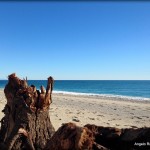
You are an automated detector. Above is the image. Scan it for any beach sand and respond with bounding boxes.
[0,89,150,130]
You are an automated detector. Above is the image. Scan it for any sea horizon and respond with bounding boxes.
[0,80,150,101]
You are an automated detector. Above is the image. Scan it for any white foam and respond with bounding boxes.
[53,90,150,101]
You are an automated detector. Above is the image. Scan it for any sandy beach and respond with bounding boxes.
[0,89,150,130]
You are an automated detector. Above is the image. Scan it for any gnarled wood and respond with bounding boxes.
[44,122,95,150]
[0,73,55,150]
[45,123,150,150]
[85,124,150,150]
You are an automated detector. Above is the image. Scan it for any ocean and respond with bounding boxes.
[0,80,150,101]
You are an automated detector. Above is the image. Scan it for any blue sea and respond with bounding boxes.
[0,80,150,101]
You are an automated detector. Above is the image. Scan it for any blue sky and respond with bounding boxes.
[0,2,150,80]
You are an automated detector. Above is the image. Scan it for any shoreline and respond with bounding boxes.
[0,89,150,130]
[53,91,150,103]
[53,88,150,102]
[1,87,150,101]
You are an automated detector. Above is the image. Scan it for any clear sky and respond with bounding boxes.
[0,2,150,80]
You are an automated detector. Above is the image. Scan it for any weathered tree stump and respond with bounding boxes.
[0,73,55,150]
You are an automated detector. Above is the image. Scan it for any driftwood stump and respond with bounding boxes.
[85,124,150,150]
[44,122,95,150]
[44,123,150,150]
[0,73,55,150]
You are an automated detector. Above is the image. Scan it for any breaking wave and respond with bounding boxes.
[53,90,150,101]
